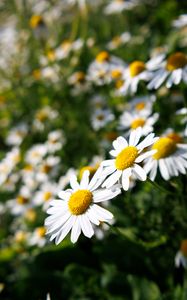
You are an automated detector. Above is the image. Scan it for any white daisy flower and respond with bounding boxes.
[148,52,187,90]
[119,111,159,136]
[55,39,83,61]
[175,240,187,269]
[91,108,115,131]
[28,227,47,248]
[119,55,166,95]
[6,123,28,146]
[101,128,158,191]
[45,169,121,244]
[87,51,126,86]
[124,95,156,117]
[144,135,187,181]
[107,32,131,50]
[119,60,154,95]
[25,144,47,165]
[172,14,187,28]
[46,130,65,153]
[33,182,57,211]
[104,0,137,15]
[176,107,187,137]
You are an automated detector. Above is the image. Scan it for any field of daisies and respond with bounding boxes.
[0,0,187,299]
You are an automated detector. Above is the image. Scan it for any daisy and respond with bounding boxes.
[87,51,125,86]
[6,123,28,146]
[91,108,115,131]
[119,111,159,136]
[33,182,57,211]
[124,95,156,117]
[25,144,47,166]
[176,108,187,137]
[104,0,137,15]
[29,15,48,40]
[45,169,121,244]
[101,127,158,191]
[119,55,165,95]
[148,52,187,90]
[55,39,83,61]
[28,227,47,248]
[144,135,187,181]
[172,14,187,28]
[107,32,131,50]
[175,240,187,269]
[46,130,65,153]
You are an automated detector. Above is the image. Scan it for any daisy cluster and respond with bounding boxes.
[0,2,187,298]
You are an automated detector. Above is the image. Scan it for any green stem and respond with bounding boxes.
[147,178,174,196]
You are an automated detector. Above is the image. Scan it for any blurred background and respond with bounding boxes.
[0,0,187,299]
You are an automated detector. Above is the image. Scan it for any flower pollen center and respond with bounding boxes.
[115,146,138,170]
[135,102,146,111]
[68,190,93,215]
[96,51,110,63]
[129,61,145,77]
[166,52,187,71]
[180,240,187,257]
[152,137,177,160]
[131,118,145,129]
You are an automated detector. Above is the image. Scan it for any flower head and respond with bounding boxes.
[45,169,121,244]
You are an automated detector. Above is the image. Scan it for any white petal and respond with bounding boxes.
[80,170,90,189]
[70,175,80,190]
[87,208,100,225]
[129,127,142,146]
[149,161,158,180]
[137,133,157,151]
[46,211,71,234]
[102,170,122,188]
[79,214,94,238]
[92,204,113,221]
[135,150,156,163]
[55,215,75,245]
[70,218,81,243]
[122,168,131,190]
[58,191,71,201]
[159,159,170,180]
[133,164,146,181]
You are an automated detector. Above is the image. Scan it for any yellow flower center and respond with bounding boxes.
[47,50,56,61]
[115,79,124,89]
[104,131,118,141]
[131,118,145,129]
[96,51,110,63]
[15,231,27,243]
[43,191,52,201]
[68,190,93,215]
[112,36,122,47]
[36,111,48,121]
[135,102,146,111]
[180,240,187,257]
[32,69,41,80]
[115,146,138,170]
[166,132,183,143]
[79,166,98,179]
[0,95,6,105]
[111,69,122,79]
[129,61,146,77]
[23,164,33,171]
[17,196,29,205]
[36,227,46,237]
[166,52,187,71]
[30,15,43,28]
[152,137,177,160]
[25,208,36,222]
[75,71,85,83]
[61,40,72,51]
[41,164,52,173]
